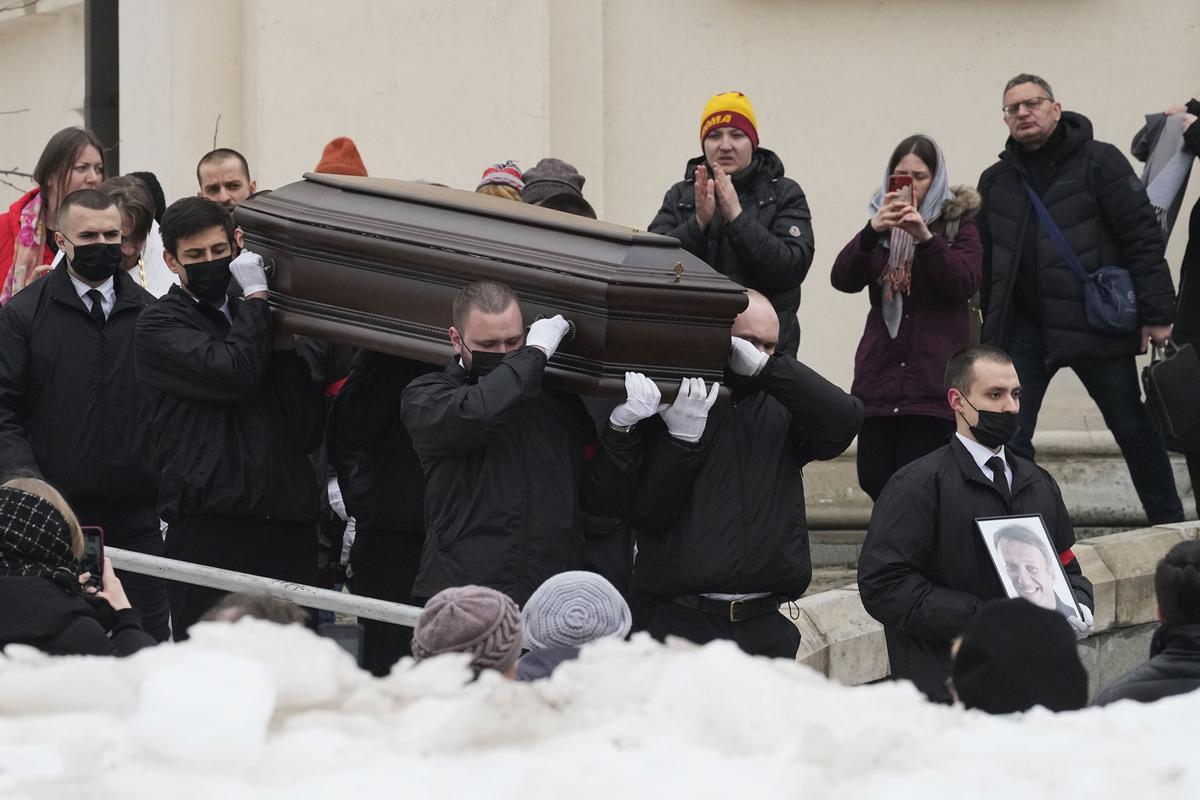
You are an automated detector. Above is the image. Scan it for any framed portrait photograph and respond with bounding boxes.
[975,514,1083,623]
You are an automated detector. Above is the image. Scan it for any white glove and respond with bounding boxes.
[609,372,662,428]
[728,336,769,377]
[1068,602,1095,640]
[527,314,570,360]
[659,377,719,442]
[231,249,269,296]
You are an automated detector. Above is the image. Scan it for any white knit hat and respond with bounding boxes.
[522,571,632,651]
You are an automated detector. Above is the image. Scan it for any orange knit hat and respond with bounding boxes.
[699,91,759,150]
[315,137,368,177]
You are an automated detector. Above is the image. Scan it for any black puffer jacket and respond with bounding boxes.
[627,355,862,599]
[0,576,156,656]
[857,437,1094,702]
[135,287,322,523]
[1092,624,1200,706]
[0,265,156,507]
[401,348,596,605]
[649,148,815,356]
[977,112,1176,366]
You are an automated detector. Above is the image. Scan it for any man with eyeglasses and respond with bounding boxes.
[976,73,1183,525]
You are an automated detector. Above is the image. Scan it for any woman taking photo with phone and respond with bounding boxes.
[0,477,156,656]
[831,134,982,501]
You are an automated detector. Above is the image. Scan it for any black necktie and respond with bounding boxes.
[986,455,1010,505]
[85,289,106,328]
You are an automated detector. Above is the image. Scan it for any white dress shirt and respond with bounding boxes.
[955,432,1012,490]
[69,272,116,318]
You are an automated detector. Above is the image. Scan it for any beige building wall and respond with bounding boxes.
[3,0,1199,423]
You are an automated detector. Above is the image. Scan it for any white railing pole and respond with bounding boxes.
[105,546,422,627]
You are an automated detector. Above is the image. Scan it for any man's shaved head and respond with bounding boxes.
[731,290,779,355]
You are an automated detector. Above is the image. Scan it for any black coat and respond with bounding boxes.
[0,265,156,508]
[1172,99,1200,348]
[1092,624,1200,706]
[400,348,597,604]
[977,112,1176,366]
[857,437,1094,702]
[0,576,156,656]
[649,148,815,356]
[628,356,862,599]
[134,286,322,523]
[327,350,440,534]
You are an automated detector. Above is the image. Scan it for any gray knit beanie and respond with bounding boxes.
[522,570,632,651]
[412,585,523,674]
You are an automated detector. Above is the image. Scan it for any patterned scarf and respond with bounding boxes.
[1,190,51,304]
[0,487,77,586]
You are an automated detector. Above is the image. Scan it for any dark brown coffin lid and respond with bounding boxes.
[301,172,659,245]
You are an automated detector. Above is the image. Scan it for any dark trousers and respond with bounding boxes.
[164,515,319,641]
[348,527,423,677]
[1007,317,1184,524]
[637,594,801,659]
[75,502,170,642]
[856,414,955,501]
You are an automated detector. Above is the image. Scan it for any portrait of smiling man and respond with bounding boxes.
[993,524,1079,620]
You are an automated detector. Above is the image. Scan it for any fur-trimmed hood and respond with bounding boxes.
[943,185,981,221]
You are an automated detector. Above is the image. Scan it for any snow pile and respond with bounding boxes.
[0,620,1196,799]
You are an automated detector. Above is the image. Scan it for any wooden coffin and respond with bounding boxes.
[235,173,748,399]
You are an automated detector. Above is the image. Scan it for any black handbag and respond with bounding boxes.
[1142,341,1200,452]
[1021,179,1139,334]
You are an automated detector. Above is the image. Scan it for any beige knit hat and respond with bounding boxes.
[412,585,523,674]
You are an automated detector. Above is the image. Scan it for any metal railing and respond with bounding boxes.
[105,546,422,627]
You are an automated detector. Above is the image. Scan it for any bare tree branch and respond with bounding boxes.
[0,108,30,115]
[212,114,222,150]
[1,168,34,180]
[0,176,28,193]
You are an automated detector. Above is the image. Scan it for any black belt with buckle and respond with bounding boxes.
[672,594,780,623]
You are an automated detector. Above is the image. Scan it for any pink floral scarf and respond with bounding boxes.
[2,190,50,304]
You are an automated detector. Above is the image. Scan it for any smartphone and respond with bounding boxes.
[888,174,914,206]
[80,526,104,590]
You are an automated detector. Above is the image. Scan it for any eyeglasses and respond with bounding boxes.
[1003,97,1052,118]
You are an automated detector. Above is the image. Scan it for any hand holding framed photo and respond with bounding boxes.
[975,514,1083,623]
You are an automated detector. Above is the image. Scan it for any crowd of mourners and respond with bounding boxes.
[2,74,1200,716]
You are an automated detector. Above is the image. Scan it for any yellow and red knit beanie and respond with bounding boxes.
[315,136,368,177]
[699,91,759,150]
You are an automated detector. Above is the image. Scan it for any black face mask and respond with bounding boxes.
[184,256,233,303]
[465,349,506,381]
[67,241,122,282]
[961,397,1020,449]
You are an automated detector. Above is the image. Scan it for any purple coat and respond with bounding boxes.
[830,188,982,421]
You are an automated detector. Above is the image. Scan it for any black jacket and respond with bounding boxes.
[857,437,1094,702]
[977,111,1176,366]
[628,356,862,599]
[0,576,156,656]
[327,350,440,534]
[1172,99,1200,348]
[400,348,597,604]
[1093,624,1200,706]
[0,265,156,508]
[134,286,322,523]
[649,149,815,356]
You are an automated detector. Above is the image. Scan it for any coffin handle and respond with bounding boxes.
[534,315,576,342]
